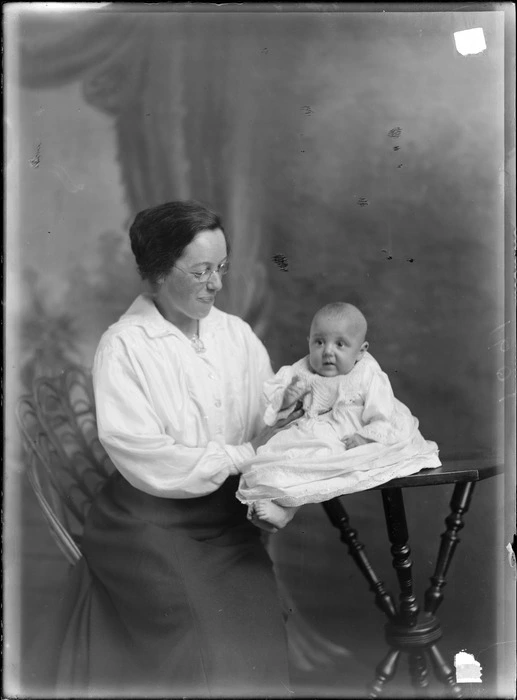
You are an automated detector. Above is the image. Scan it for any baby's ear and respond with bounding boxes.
[360,341,369,354]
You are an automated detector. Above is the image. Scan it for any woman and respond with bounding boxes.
[51,201,303,698]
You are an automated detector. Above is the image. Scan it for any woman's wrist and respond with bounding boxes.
[224,442,255,473]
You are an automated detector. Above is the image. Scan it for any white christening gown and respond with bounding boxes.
[236,353,441,507]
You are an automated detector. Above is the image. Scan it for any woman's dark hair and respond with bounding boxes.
[129,200,228,285]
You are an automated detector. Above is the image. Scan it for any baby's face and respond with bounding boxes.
[308,315,368,377]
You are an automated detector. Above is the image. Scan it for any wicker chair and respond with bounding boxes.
[16,365,114,565]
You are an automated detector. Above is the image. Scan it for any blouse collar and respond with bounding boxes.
[113,294,223,339]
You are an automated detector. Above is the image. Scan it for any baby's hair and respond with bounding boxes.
[312,302,368,341]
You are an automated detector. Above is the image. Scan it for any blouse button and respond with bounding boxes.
[214,399,222,408]
[208,373,215,380]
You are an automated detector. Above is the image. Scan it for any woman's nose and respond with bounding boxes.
[206,270,223,291]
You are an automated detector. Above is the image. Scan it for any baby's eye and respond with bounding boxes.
[337,341,345,348]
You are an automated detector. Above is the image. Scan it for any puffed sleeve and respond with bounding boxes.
[93,337,243,499]
[355,370,409,445]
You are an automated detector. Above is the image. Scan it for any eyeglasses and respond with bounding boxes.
[173,260,230,283]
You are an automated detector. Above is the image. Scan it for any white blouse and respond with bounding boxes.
[92,294,273,498]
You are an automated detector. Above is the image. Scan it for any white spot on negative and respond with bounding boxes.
[506,542,516,576]
[453,28,487,56]
[455,651,482,683]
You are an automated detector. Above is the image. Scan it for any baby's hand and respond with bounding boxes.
[281,376,307,409]
[342,434,373,450]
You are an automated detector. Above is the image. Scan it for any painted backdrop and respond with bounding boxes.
[6,5,512,697]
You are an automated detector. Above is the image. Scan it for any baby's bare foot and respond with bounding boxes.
[247,503,277,533]
[252,501,298,531]
[250,513,279,533]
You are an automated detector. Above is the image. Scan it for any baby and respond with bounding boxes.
[237,302,441,532]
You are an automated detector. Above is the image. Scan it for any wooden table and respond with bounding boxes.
[322,455,503,698]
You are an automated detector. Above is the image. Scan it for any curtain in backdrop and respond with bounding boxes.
[19,9,311,333]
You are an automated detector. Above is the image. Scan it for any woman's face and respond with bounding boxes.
[154,228,228,328]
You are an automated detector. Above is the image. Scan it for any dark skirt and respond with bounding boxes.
[51,471,290,698]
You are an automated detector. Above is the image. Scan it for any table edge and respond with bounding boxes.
[372,458,504,490]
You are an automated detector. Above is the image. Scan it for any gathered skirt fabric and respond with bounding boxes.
[50,472,290,698]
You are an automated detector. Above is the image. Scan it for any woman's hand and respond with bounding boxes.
[280,376,307,410]
[251,403,304,452]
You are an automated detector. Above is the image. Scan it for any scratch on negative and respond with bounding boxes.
[475,641,516,657]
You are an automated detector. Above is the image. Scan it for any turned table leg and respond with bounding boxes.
[428,643,463,698]
[368,648,401,698]
[381,487,419,627]
[323,498,397,619]
[408,650,430,692]
[424,482,476,615]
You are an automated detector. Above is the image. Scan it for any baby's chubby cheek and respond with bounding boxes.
[308,356,319,372]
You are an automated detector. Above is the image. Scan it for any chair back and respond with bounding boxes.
[16,365,114,565]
